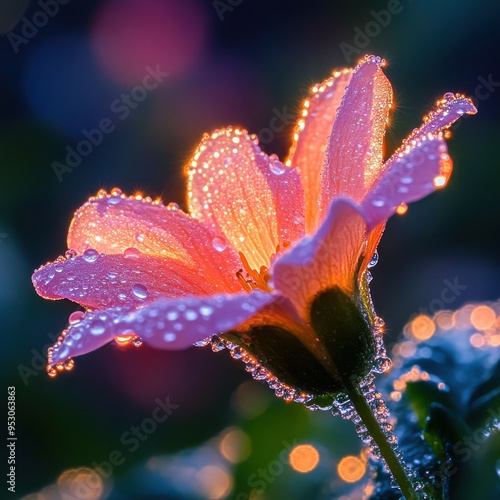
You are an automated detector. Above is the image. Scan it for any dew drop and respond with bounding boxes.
[65,249,77,259]
[107,196,121,205]
[368,252,379,268]
[135,233,145,243]
[373,356,393,374]
[69,311,84,324]
[167,202,180,210]
[66,273,76,281]
[132,283,149,300]
[124,247,141,259]
[371,199,385,207]
[212,237,227,252]
[82,248,99,263]
[90,320,106,336]
[269,156,286,175]
[200,305,213,317]
[164,333,176,342]
[184,310,198,321]
[110,187,123,196]
[167,311,179,321]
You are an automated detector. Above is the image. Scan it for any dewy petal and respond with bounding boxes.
[49,291,276,365]
[362,133,454,229]
[272,198,367,317]
[398,93,477,148]
[32,252,232,310]
[286,68,353,232]
[320,56,393,216]
[187,127,305,270]
[67,191,241,292]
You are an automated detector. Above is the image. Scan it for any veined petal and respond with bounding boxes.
[48,291,276,366]
[32,252,232,310]
[362,133,452,229]
[286,68,353,232]
[320,56,393,216]
[187,127,305,270]
[67,191,241,292]
[272,198,367,317]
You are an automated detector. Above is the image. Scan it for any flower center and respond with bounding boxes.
[236,242,291,293]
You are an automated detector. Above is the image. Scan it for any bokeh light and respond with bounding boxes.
[337,455,366,483]
[91,0,209,86]
[289,444,320,473]
[219,427,251,464]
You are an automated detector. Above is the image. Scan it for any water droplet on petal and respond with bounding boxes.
[135,233,145,243]
[184,310,198,321]
[110,187,123,196]
[108,196,121,205]
[368,252,379,268]
[69,311,85,324]
[212,237,227,252]
[200,305,213,317]
[67,272,76,281]
[90,320,106,335]
[164,333,176,342]
[269,155,286,175]
[132,283,149,300]
[124,247,141,259]
[167,311,179,321]
[65,249,77,259]
[82,248,99,263]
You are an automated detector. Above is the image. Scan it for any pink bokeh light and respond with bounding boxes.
[91,0,209,86]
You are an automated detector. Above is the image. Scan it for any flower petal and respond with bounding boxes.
[320,56,393,215]
[187,127,305,270]
[67,191,241,292]
[286,68,353,232]
[32,252,233,310]
[362,133,453,229]
[400,93,477,146]
[48,291,276,365]
[272,198,367,316]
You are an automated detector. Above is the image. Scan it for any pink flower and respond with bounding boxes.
[32,55,475,392]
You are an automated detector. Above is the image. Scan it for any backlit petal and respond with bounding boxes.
[399,93,477,147]
[67,191,241,292]
[362,133,452,229]
[48,291,276,365]
[187,127,305,269]
[286,68,353,232]
[320,56,393,215]
[32,252,233,310]
[272,198,367,317]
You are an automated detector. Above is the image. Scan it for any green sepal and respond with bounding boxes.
[309,286,376,388]
[223,326,341,396]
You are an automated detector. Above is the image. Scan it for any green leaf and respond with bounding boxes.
[405,380,459,429]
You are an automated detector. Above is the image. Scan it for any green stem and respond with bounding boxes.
[343,379,419,500]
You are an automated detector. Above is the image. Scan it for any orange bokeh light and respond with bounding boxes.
[411,315,435,340]
[470,305,496,331]
[337,455,366,483]
[289,444,320,473]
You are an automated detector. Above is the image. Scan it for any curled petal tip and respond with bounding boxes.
[356,54,387,69]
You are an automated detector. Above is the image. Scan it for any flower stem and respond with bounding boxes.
[343,378,419,500]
